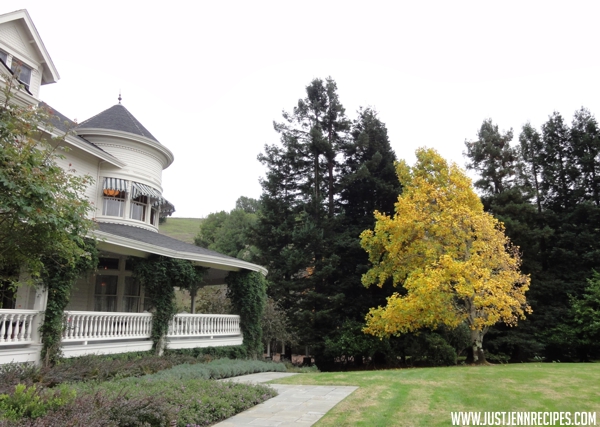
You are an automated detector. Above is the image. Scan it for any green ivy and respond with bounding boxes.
[40,239,98,367]
[226,271,267,358]
[131,256,202,354]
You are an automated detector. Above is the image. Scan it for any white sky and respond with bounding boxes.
[4,1,600,217]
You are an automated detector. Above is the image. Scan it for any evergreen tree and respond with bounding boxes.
[255,78,350,351]
[466,112,600,362]
[332,108,400,322]
[254,83,402,366]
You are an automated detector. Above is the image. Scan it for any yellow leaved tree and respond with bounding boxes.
[360,148,531,364]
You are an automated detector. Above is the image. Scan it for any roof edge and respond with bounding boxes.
[0,9,60,84]
[92,229,268,276]
[76,127,174,169]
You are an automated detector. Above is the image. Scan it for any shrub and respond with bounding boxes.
[166,345,248,360]
[420,333,457,366]
[0,384,75,422]
[0,364,40,395]
[140,358,286,382]
[0,390,173,427]
[64,371,277,427]
[0,352,202,390]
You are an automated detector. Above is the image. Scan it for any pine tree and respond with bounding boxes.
[254,84,403,366]
[255,78,350,351]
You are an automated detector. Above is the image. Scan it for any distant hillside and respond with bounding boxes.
[158,217,204,244]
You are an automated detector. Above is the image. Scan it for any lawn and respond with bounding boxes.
[270,364,600,427]
[158,217,203,243]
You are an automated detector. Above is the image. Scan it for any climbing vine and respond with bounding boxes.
[132,256,201,354]
[40,239,98,367]
[226,270,267,358]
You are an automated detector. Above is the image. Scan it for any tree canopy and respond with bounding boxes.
[253,79,402,366]
[361,148,531,363]
[194,197,260,262]
[0,72,96,289]
[465,111,600,362]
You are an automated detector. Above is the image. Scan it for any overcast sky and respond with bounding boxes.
[4,1,600,217]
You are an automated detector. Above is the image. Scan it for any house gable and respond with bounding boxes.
[0,9,59,98]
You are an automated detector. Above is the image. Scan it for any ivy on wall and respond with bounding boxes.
[40,239,98,366]
[226,270,267,358]
[132,255,201,354]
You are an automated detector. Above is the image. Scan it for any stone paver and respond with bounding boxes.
[214,372,358,426]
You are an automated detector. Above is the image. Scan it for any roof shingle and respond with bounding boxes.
[77,104,159,143]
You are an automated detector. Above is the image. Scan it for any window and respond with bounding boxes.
[93,256,148,312]
[102,189,126,217]
[10,59,32,89]
[0,51,7,65]
[150,207,158,226]
[123,277,140,312]
[94,275,118,312]
[98,257,119,271]
[130,195,147,221]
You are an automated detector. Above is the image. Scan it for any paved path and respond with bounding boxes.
[214,372,358,426]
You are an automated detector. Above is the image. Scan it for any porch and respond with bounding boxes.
[0,309,242,365]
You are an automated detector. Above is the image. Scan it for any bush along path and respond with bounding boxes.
[0,357,285,426]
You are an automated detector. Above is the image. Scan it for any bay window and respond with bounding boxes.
[130,195,147,221]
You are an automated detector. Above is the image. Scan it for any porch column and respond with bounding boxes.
[30,287,47,344]
[33,287,48,311]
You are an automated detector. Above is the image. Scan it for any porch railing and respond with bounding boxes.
[0,309,40,345]
[168,314,241,338]
[62,311,153,342]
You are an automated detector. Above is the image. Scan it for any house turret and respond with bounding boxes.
[77,103,176,231]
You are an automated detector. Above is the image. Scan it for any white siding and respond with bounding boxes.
[0,23,29,55]
[89,139,165,191]
[53,147,100,218]
[0,21,43,98]
[28,67,40,97]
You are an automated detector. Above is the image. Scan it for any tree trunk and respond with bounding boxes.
[471,329,487,364]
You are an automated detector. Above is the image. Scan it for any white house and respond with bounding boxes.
[0,9,266,364]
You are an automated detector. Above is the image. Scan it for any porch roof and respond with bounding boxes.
[93,222,267,275]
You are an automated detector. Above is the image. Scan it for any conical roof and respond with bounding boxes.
[77,104,159,143]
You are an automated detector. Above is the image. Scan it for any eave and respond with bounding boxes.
[92,229,268,276]
[76,128,174,169]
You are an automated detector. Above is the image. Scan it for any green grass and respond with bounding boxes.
[158,217,203,243]
[270,364,600,426]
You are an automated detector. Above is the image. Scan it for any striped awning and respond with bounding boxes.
[103,177,127,192]
[131,182,162,200]
[152,197,175,216]
[160,199,175,217]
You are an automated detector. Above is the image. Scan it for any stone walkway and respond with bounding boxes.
[214,372,358,426]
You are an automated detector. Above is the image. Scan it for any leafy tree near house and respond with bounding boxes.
[361,148,531,364]
[261,297,297,358]
[195,197,260,262]
[0,71,96,288]
[0,72,98,364]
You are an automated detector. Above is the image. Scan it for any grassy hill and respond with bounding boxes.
[158,217,203,244]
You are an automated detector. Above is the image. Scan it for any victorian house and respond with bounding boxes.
[0,9,266,364]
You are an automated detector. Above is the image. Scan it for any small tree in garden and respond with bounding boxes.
[261,298,297,357]
[361,148,531,364]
